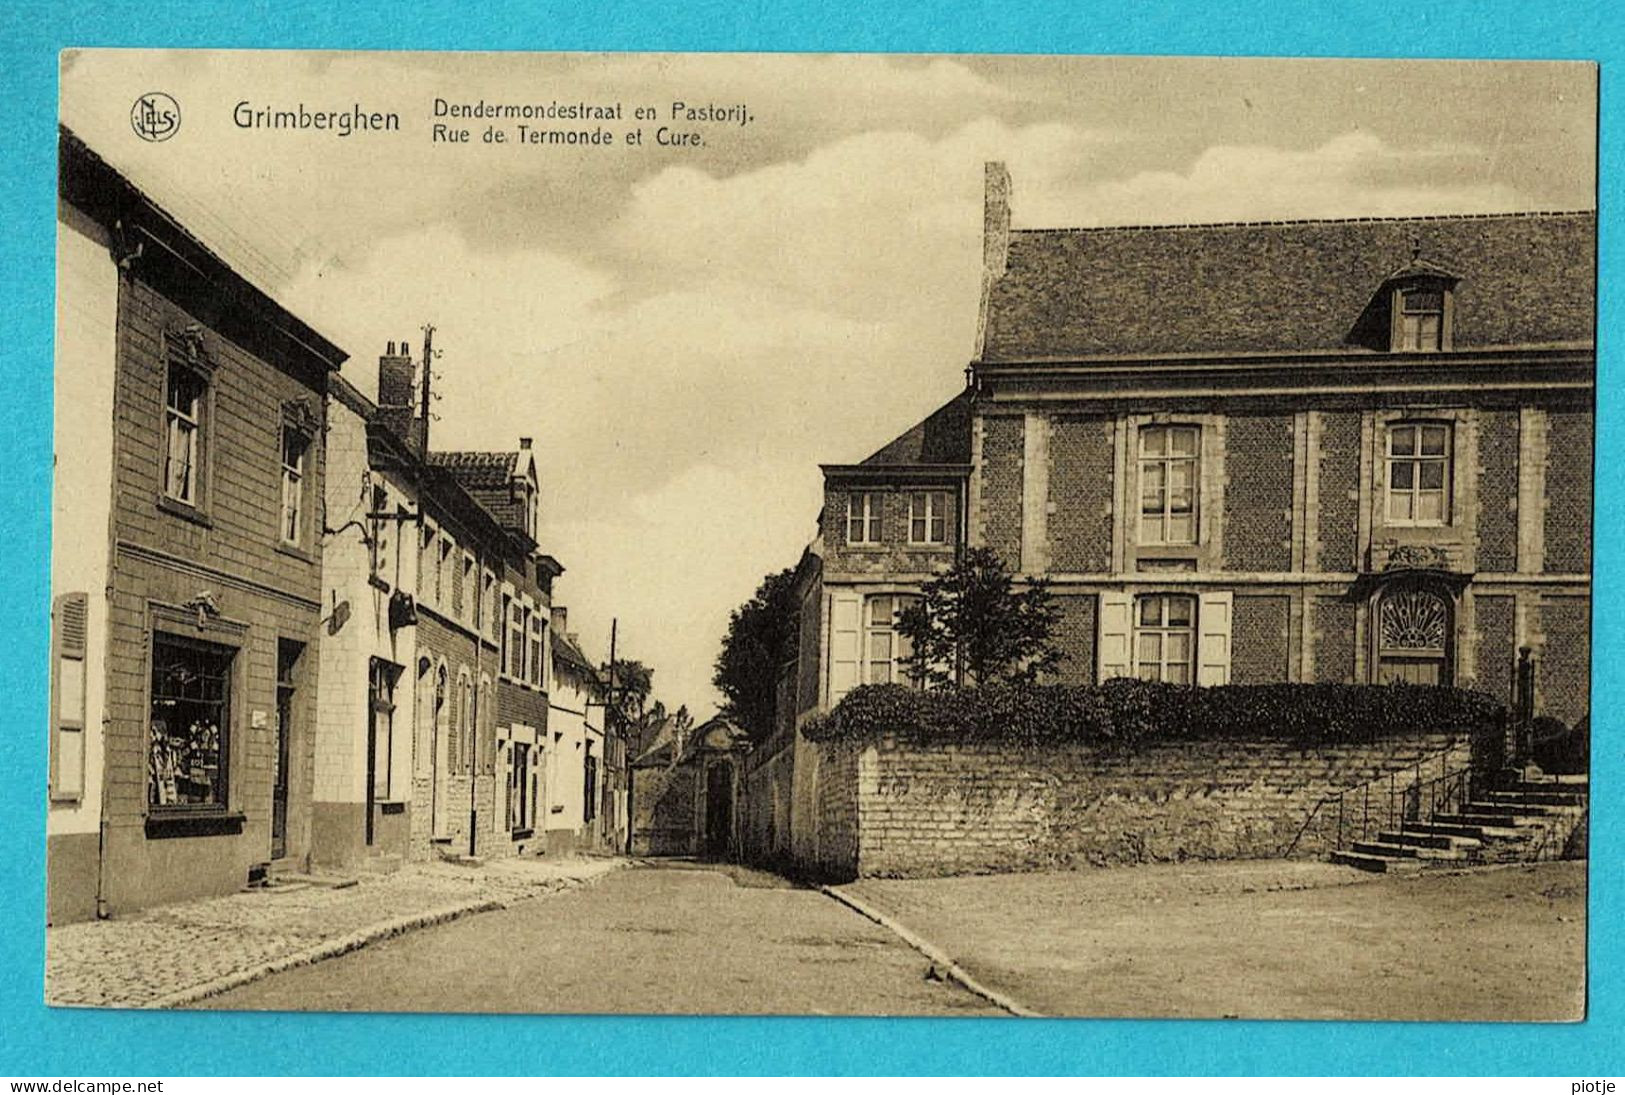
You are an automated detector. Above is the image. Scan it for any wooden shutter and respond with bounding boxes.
[827,592,863,706]
[1097,591,1131,682]
[1197,590,1234,686]
[51,592,89,801]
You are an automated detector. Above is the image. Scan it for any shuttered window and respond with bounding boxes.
[828,592,863,706]
[50,593,89,802]
[1097,590,1232,686]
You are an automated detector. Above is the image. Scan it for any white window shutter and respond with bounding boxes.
[1097,591,1132,682]
[1197,590,1233,686]
[828,592,863,706]
[51,592,88,800]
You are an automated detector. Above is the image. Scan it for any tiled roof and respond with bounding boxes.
[428,451,519,486]
[981,211,1596,361]
[552,630,598,679]
[859,391,974,467]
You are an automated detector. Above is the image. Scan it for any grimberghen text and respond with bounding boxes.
[233,101,401,137]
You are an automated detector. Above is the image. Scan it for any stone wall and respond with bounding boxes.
[799,730,1471,881]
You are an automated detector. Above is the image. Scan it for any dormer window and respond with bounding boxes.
[1396,286,1445,351]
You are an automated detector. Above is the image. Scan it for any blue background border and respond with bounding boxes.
[0,0,1618,1076]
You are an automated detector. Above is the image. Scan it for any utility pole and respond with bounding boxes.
[418,324,435,459]
[606,618,631,855]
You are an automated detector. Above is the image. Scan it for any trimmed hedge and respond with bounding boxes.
[802,680,1505,748]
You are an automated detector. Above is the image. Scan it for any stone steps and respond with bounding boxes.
[1351,840,1467,861]
[1377,829,1483,851]
[1331,773,1587,873]
[1330,849,1425,873]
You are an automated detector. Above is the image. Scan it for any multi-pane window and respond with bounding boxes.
[1133,594,1195,685]
[865,594,922,687]
[499,592,513,672]
[528,613,544,688]
[163,362,206,505]
[909,491,948,545]
[462,555,477,627]
[1139,425,1199,545]
[279,427,308,544]
[1397,287,1445,352]
[510,602,526,680]
[148,634,233,809]
[846,492,881,545]
[1387,423,1451,525]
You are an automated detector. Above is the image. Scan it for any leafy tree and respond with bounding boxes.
[713,567,800,742]
[895,547,1064,687]
[605,658,653,749]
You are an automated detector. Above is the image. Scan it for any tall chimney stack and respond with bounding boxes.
[550,606,568,635]
[376,338,419,447]
[974,161,1013,362]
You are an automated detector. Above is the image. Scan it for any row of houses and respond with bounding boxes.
[48,128,626,923]
[742,162,1595,870]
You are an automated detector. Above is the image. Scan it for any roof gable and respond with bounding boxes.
[858,391,973,467]
[981,211,1595,361]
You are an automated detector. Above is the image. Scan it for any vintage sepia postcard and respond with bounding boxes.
[47,49,1594,1021]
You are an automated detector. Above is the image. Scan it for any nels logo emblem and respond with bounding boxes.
[131,92,180,142]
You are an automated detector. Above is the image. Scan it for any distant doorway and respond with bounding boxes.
[704,762,733,858]
[272,640,303,860]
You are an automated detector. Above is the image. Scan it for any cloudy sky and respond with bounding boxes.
[59,51,1596,714]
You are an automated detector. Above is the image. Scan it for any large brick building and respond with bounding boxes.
[744,163,1595,871]
[51,130,346,920]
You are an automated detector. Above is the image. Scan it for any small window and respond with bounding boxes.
[865,594,923,687]
[1397,287,1445,352]
[528,613,543,688]
[149,633,234,809]
[510,602,526,680]
[1133,594,1195,685]
[461,553,476,627]
[163,362,206,506]
[1386,423,1452,526]
[279,427,308,544]
[499,592,513,673]
[847,492,881,545]
[909,491,949,545]
[1139,425,1199,545]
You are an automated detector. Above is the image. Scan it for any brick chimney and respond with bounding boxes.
[550,606,567,635]
[974,162,1012,361]
[376,338,421,451]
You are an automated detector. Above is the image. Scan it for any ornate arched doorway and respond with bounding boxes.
[1375,585,1454,686]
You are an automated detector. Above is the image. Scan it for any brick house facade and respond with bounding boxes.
[51,130,347,920]
[745,162,1594,874]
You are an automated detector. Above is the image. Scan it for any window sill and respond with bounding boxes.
[145,811,246,839]
[511,827,534,841]
[276,542,316,565]
[378,800,406,815]
[905,542,954,551]
[156,494,212,528]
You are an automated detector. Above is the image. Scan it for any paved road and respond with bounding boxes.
[201,862,996,1016]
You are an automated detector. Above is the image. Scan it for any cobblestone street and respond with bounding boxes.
[46,857,624,1009]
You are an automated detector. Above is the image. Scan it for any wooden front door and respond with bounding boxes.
[272,640,301,860]
[1376,588,1453,687]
